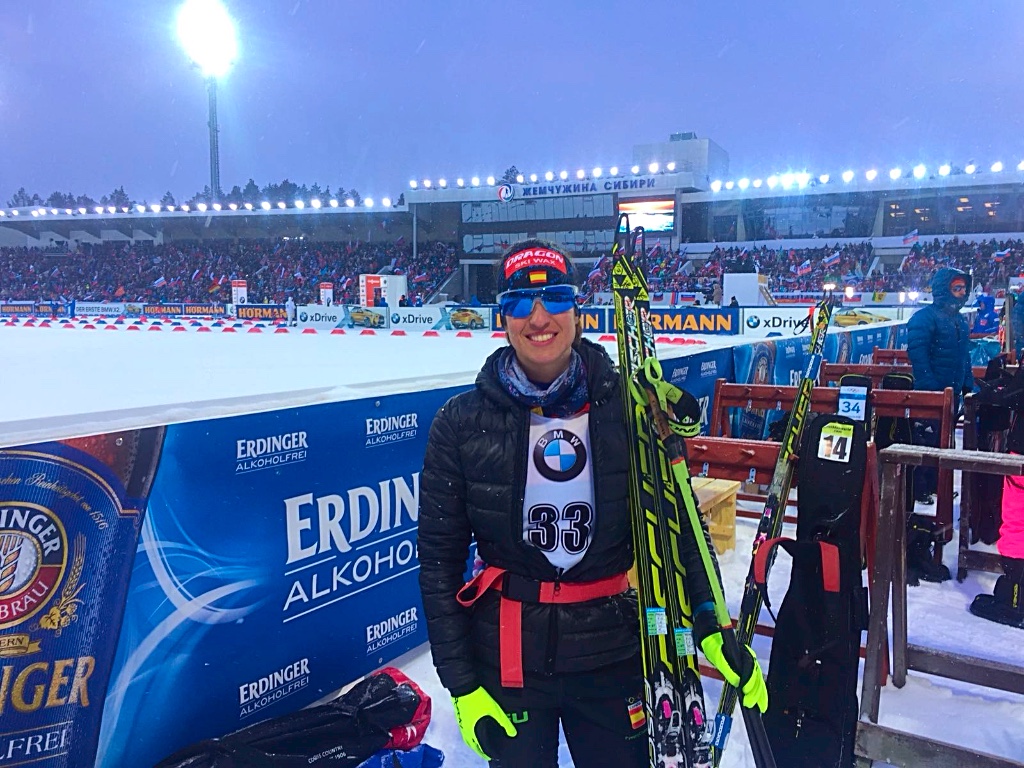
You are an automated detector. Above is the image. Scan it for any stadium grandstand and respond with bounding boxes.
[3,132,1024,305]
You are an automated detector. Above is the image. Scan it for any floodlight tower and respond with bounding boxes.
[177,0,238,201]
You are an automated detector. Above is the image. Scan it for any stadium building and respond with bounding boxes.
[3,132,1023,300]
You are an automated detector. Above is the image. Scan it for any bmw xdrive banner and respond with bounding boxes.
[96,387,463,768]
[389,306,491,332]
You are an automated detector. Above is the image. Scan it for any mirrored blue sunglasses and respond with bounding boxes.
[497,285,579,318]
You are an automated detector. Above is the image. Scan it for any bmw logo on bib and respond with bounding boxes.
[533,429,587,482]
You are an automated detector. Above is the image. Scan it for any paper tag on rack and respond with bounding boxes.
[817,421,855,463]
[838,385,868,422]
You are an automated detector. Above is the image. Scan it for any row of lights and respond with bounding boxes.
[410,162,679,189]
[1,196,394,218]
[711,160,1024,193]
[824,283,920,303]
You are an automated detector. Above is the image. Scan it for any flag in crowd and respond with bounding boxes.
[902,229,919,245]
[797,259,813,276]
[993,248,1011,262]
[151,276,167,288]
[823,250,841,268]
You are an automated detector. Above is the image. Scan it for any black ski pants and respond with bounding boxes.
[476,658,648,768]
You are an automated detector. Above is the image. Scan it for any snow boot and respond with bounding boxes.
[970,557,1024,629]
[906,514,951,586]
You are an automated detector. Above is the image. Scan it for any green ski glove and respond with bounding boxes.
[452,686,518,760]
[700,630,769,713]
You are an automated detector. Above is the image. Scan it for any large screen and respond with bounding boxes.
[618,198,676,233]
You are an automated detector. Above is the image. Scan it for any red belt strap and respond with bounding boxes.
[456,566,630,688]
[753,536,841,594]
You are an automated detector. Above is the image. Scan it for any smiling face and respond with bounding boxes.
[504,300,579,384]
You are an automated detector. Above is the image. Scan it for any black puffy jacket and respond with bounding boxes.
[418,339,639,696]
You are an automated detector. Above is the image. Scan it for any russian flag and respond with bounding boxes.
[823,251,841,268]
[902,229,919,245]
[993,248,1011,262]
[152,276,167,288]
[797,260,813,276]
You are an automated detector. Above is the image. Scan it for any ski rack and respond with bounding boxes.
[870,347,989,381]
[708,379,957,554]
[684,435,883,661]
[859,443,1024,768]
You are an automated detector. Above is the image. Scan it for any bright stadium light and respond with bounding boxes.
[545,171,554,181]
[631,165,640,175]
[487,175,496,185]
[120,206,129,213]
[529,174,537,182]
[648,162,659,173]
[167,205,176,211]
[276,201,286,209]
[752,179,763,188]
[865,169,878,181]
[725,180,735,190]
[409,180,418,189]
[666,162,676,172]
[576,169,586,179]
[310,198,321,208]
[913,164,926,179]
[471,177,480,186]
[364,198,374,207]
[738,178,750,190]
[181,204,190,212]
[457,178,465,187]
[845,286,855,299]
[78,207,87,214]
[345,198,356,207]
[842,169,855,183]
[516,174,524,183]
[889,167,902,180]
[228,202,238,210]
[1018,160,1024,171]
[766,175,779,189]
[710,180,723,192]
[197,202,208,211]
[64,208,72,215]
[939,164,951,176]
[30,210,38,217]
[797,172,811,188]
[382,197,392,207]
[136,204,146,213]
[423,179,432,188]
[212,202,222,210]
[823,282,837,292]
[908,290,919,301]
[329,199,339,207]
[261,201,271,210]
[819,174,830,184]
[177,0,238,200]
[559,171,568,180]
[107,206,116,214]
[965,163,976,174]
[294,200,305,208]
[992,161,1004,173]
[609,166,619,176]
[94,206,104,214]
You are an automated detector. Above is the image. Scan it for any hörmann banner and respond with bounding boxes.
[97,387,462,768]
[608,307,739,335]
[235,304,288,321]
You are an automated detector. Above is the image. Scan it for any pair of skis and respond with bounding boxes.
[611,215,775,768]
[708,291,835,765]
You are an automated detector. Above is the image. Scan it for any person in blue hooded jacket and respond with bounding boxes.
[906,267,973,502]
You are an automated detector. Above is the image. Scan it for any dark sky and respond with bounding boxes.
[1,1,1022,205]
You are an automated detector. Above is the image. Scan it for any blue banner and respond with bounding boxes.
[660,348,734,434]
[731,338,807,438]
[97,387,465,768]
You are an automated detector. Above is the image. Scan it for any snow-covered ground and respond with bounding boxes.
[2,322,1022,766]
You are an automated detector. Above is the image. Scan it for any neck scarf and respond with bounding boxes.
[496,347,589,418]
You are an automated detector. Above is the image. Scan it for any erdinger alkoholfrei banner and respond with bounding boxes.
[0,429,164,768]
[96,387,463,768]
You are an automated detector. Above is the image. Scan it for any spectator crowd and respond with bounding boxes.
[0,239,458,305]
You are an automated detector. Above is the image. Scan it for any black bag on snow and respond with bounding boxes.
[756,414,868,768]
[154,667,431,768]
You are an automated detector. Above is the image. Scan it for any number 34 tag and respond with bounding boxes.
[818,422,855,463]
